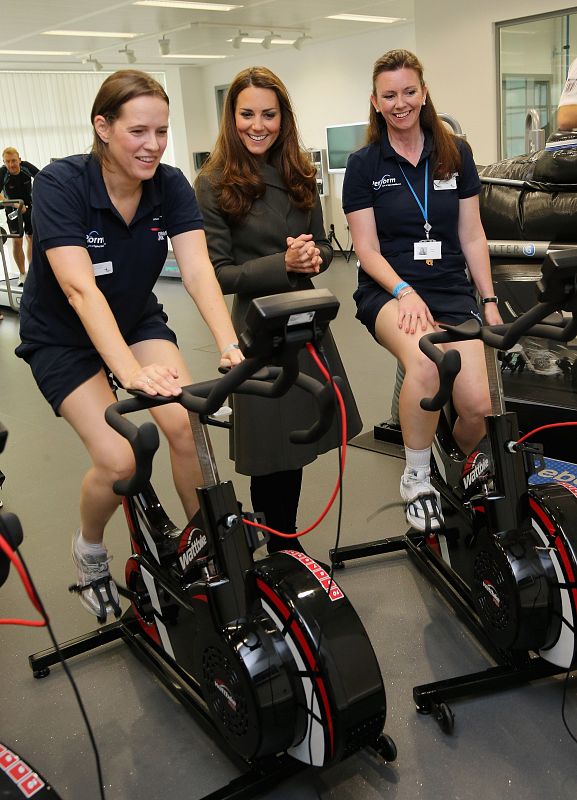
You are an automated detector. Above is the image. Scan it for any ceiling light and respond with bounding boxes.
[232,30,247,49]
[120,46,137,64]
[44,30,140,38]
[158,36,171,55]
[134,1,243,10]
[83,56,104,71]
[0,49,74,56]
[162,53,227,59]
[327,14,405,24]
[293,33,309,50]
[227,37,294,46]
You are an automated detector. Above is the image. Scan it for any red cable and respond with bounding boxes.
[242,342,347,539]
[0,532,46,626]
[517,421,577,445]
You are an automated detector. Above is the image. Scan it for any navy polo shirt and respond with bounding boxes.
[19,154,203,349]
[342,129,480,295]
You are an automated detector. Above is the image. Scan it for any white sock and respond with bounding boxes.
[404,446,432,475]
[76,531,107,555]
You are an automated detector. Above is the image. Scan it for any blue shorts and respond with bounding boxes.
[16,312,177,415]
[353,281,481,340]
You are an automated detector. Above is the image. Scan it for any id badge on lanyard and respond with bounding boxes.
[399,159,442,266]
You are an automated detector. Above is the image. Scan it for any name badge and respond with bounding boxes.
[414,240,442,260]
[433,175,457,190]
[93,260,113,277]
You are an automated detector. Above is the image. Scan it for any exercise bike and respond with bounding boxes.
[1,420,63,799]
[29,289,396,799]
[331,248,577,733]
[0,200,25,313]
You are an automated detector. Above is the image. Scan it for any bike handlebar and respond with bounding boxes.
[419,249,577,411]
[105,357,337,496]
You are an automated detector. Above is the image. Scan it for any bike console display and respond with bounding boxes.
[240,288,339,357]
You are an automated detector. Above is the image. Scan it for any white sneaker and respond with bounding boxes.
[400,469,444,532]
[71,529,121,622]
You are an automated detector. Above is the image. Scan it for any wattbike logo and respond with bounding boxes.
[482,579,501,608]
[177,527,208,572]
[214,679,237,712]
[86,230,105,248]
[462,452,491,491]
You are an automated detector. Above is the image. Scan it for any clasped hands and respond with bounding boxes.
[285,233,322,274]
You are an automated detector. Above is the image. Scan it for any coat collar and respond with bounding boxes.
[258,161,286,190]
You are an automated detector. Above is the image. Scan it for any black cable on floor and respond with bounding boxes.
[561,666,577,745]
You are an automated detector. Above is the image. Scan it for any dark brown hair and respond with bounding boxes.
[367,49,461,179]
[90,69,169,164]
[199,66,317,220]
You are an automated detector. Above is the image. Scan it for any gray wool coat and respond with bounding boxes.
[195,163,362,476]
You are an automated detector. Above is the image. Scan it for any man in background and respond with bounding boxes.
[0,147,39,286]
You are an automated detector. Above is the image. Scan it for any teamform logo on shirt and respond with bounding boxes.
[86,230,106,248]
[373,174,402,190]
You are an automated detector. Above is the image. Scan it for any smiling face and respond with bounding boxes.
[371,67,427,136]
[93,94,169,184]
[234,86,281,158]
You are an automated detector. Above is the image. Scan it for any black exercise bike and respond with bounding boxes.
[331,249,577,733]
[29,289,396,799]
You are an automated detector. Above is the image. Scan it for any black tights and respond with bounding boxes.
[250,468,304,554]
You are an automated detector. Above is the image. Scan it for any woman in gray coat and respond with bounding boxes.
[195,66,361,553]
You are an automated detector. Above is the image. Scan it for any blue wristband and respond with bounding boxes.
[392,281,409,298]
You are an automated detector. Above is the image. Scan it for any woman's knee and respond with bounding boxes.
[403,352,439,392]
[91,441,135,485]
[156,408,197,457]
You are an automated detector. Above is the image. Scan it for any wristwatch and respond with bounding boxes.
[481,296,499,305]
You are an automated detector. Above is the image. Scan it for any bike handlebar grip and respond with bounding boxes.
[289,377,340,444]
[420,349,462,411]
[103,408,160,495]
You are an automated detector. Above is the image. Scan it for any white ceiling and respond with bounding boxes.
[0,0,415,70]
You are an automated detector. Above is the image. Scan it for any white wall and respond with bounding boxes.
[413,0,573,165]
[187,24,417,244]
[180,2,573,238]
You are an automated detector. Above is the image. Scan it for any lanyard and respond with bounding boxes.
[398,159,431,239]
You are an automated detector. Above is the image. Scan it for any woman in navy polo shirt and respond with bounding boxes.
[16,70,242,620]
[343,50,501,532]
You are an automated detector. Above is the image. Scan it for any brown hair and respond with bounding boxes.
[199,66,317,220]
[2,147,19,160]
[367,49,461,179]
[90,69,169,164]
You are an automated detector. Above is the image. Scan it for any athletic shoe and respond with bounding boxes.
[71,529,121,622]
[400,469,444,532]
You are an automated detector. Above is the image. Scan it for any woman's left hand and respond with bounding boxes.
[483,303,503,326]
[219,344,244,369]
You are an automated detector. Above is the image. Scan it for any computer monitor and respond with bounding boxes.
[325,122,367,173]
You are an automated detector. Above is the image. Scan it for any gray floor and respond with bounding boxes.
[1,259,576,799]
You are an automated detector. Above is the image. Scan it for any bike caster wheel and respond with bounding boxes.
[374,733,397,763]
[433,701,455,734]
